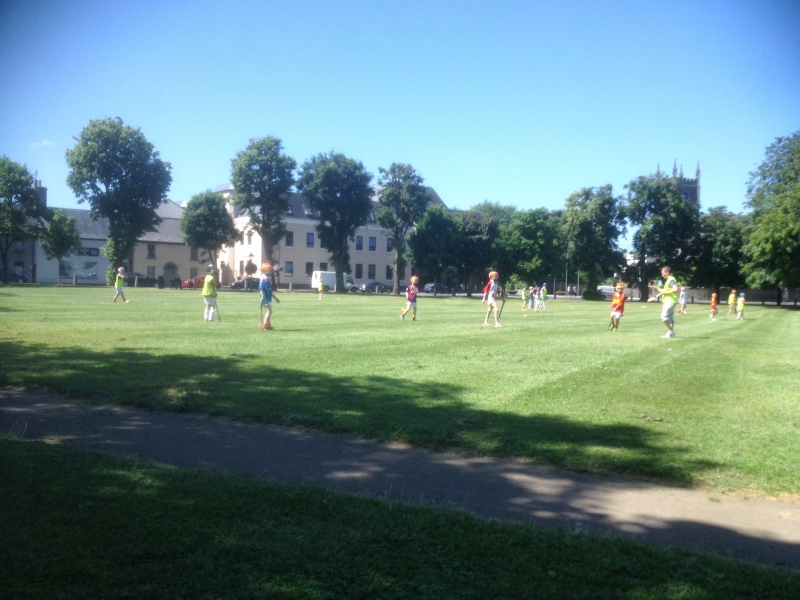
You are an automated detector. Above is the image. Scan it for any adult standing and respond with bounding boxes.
[650,266,678,338]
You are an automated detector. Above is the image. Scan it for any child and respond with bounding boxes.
[709,292,718,320]
[202,265,217,322]
[318,279,324,300]
[727,289,737,316]
[608,283,626,331]
[736,291,746,320]
[112,267,130,304]
[678,286,687,315]
[400,276,419,321]
[521,285,529,310]
[259,263,280,330]
[528,285,535,310]
[539,283,548,310]
[481,271,502,328]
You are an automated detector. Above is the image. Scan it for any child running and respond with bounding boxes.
[727,289,737,316]
[400,276,419,321]
[608,283,626,331]
[736,291,746,320]
[527,285,536,310]
[202,264,218,322]
[112,267,130,304]
[539,282,548,310]
[709,292,718,320]
[678,286,687,315]
[482,271,503,328]
[318,279,324,300]
[259,263,280,330]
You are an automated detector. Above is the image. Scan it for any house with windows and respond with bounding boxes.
[214,184,446,289]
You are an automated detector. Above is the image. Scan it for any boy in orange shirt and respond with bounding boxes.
[608,283,626,331]
[709,292,718,321]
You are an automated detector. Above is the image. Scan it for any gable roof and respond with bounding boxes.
[57,208,185,244]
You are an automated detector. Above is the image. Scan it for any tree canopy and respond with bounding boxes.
[407,204,461,284]
[230,136,296,265]
[453,211,499,294]
[0,156,51,282]
[377,164,431,294]
[39,209,82,280]
[494,208,564,288]
[743,130,800,296]
[65,117,172,282]
[296,152,373,291]
[687,207,747,292]
[180,191,240,267]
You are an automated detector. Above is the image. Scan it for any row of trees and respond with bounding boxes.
[2,117,797,298]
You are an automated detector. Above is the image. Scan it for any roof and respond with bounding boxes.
[56,208,185,244]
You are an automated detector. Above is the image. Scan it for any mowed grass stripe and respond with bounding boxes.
[1,285,798,496]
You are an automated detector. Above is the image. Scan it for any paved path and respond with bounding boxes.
[2,388,798,570]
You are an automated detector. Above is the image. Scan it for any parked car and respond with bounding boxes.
[597,285,616,300]
[423,282,451,294]
[181,274,206,289]
[0,270,28,283]
[360,281,390,293]
[125,272,158,287]
[229,276,259,290]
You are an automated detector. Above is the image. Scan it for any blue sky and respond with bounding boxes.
[2,0,798,221]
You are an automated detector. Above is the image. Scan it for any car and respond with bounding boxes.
[597,285,616,300]
[181,274,206,289]
[0,271,28,283]
[229,276,259,290]
[360,281,390,293]
[423,282,451,294]
[125,272,158,287]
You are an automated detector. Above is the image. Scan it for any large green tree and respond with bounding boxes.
[39,209,82,282]
[469,201,517,226]
[494,208,564,288]
[180,191,240,267]
[561,185,625,296]
[65,117,172,283]
[453,211,499,295]
[742,130,800,301]
[687,207,747,293]
[376,163,431,294]
[0,156,51,282]
[296,152,373,292]
[623,173,700,300]
[407,204,461,285]
[230,136,296,266]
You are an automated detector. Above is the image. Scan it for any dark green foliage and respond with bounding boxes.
[493,208,564,288]
[454,211,499,293]
[180,191,240,266]
[297,152,373,292]
[65,117,172,283]
[39,209,83,281]
[230,136,296,265]
[687,207,747,292]
[0,156,52,282]
[407,204,461,283]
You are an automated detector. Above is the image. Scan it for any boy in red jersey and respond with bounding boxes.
[608,283,626,331]
[709,292,718,320]
[400,276,419,321]
[481,271,502,328]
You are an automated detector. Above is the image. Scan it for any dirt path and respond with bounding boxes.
[2,387,798,570]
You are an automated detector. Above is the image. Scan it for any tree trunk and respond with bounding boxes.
[776,287,782,306]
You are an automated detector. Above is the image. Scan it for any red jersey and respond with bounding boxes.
[611,292,626,313]
[710,293,718,309]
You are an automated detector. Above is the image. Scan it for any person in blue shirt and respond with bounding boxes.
[259,263,280,330]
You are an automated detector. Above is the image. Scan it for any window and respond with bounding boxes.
[147,266,156,279]
[247,233,253,245]
[239,261,244,276]
[284,261,293,277]
[355,264,363,279]
[387,238,393,252]
[356,236,363,251]
[147,244,156,259]
[190,247,198,261]
[305,262,313,277]
[368,264,376,280]
[319,262,327,272]
[386,265,393,280]
[13,239,24,252]
[368,236,377,252]
[306,232,315,248]
[285,231,294,247]
[190,267,198,279]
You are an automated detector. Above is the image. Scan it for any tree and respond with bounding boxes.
[296,152,373,292]
[230,137,296,267]
[622,173,700,301]
[687,207,747,293]
[0,156,51,282]
[453,211,499,294]
[180,191,240,267]
[407,205,461,284]
[39,209,82,281]
[468,201,517,226]
[494,208,564,288]
[377,163,431,294]
[65,117,172,283]
[561,185,625,296]
[742,131,800,301]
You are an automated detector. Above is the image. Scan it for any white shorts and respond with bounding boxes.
[406,301,417,308]
[115,285,124,293]
[611,311,623,319]
[262,301,272,308]
[661,301,676,322]
[203,296,217,306]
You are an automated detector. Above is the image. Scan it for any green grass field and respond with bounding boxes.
[3,438,799,599]
[1,285,799,496]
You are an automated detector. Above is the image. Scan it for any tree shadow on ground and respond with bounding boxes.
[0,339,717,486]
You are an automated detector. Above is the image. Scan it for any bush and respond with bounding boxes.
[157,276,165,289]
[582,288,604,301]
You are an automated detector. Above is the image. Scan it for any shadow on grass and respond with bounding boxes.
[0,339,717,486]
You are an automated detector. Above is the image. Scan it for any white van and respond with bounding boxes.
[311,271,358,292]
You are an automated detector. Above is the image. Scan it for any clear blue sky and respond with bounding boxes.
[2,0,798,220]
